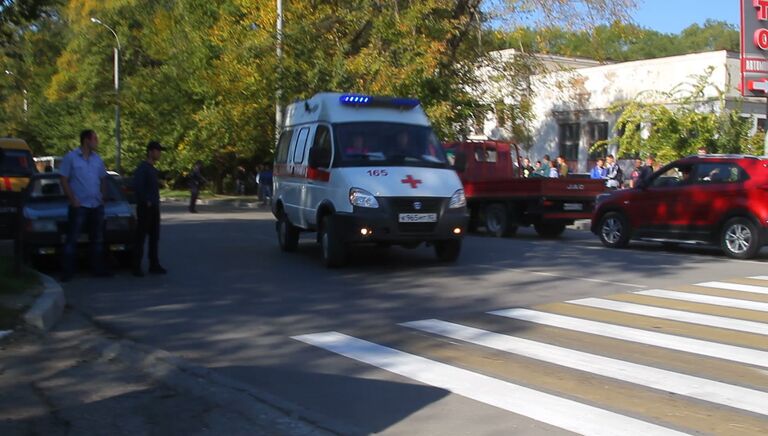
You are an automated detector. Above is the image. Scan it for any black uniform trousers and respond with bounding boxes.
[134,203,160,269]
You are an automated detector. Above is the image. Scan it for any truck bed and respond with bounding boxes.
[464,177,606,200]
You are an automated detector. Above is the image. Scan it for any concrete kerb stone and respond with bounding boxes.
[81,334,351,436]
[22,272,65,331]
[161,197,263,209]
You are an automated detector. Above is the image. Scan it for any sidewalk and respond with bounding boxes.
[0,310,327,436]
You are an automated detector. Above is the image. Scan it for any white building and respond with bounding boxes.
[476,50,766,172]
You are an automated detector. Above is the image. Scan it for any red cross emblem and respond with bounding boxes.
[401,175,422,189]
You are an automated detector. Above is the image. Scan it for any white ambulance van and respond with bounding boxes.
[272,92,468,267]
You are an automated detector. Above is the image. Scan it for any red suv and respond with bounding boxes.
[592,155,768,259]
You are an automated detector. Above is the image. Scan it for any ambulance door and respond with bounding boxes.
[284,127,309,224]
[303,124,334,228]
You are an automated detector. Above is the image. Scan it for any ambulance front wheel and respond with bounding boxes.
[434,239,462,262]
[320,215,347,268]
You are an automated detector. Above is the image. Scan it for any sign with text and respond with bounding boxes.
[742,0,768,96]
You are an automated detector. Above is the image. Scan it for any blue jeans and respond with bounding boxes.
[62,205,105,277]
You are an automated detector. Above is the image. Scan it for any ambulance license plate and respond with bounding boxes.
[564,203,583,211]
[399,213,437,223]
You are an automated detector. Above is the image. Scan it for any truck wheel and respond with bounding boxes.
[434,239,461,262]
[276,213,300,252]
[485,204,517,237]
[320,215,347,268]
[534,222,566,238]
[598,212,630,248]
[720,217,760,259]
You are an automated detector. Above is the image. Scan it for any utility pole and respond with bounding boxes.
[275,0,284,141]
[91,17,122,172]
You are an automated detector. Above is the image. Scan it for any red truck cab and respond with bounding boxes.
[445,140,605,238]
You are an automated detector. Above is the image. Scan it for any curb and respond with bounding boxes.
[160,197,265,209]
[78,332,350,435]
[22,272,65,331]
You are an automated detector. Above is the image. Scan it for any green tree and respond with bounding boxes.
[600,67,758,163]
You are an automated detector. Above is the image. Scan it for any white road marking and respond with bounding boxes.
[488,308,768,368]
[749,276,768,281]
[293,332,688,436]
[568,298,768,335]
[635,290,768,313]
[402,319,768,416]
[479,265,646,289]
[695,281,768,295]
[0,330,12,340]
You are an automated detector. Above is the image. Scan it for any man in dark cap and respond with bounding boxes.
[132,141,167,276]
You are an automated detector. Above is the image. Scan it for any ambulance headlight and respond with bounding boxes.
[449,189,466,209]
[349,188,379,208]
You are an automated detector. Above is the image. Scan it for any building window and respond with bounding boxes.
[558,123,580,161]
[757,117,767,133]
[588,122,609,159]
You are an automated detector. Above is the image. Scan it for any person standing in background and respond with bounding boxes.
[59,129,110,281]
[539,155,552,177]
[132,141,167,276]
[590,158,607,179]
[189,160,206,213]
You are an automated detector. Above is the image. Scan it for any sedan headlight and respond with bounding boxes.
[349,188,379,208]
[106,217,131,231]
[28,219,57,232]
[449,189,466,209]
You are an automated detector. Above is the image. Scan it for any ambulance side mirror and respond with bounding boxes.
[452,151,467,173]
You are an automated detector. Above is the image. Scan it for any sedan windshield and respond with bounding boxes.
[333,122,448,168]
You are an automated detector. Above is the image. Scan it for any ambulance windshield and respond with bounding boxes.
[334,122,448,168]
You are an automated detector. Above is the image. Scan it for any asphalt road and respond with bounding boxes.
[62,204,768,435]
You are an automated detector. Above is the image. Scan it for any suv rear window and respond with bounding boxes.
[0,149,34,176]
[693,162,745,184]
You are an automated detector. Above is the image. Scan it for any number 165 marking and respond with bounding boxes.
[367,170,389,177]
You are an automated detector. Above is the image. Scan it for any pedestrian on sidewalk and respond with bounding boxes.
[258,164,273,206]
[629,159,643,188]
[59,129,111,281]
[556,155,569,178]
[590,158,607,179]
[189,160,206,213]
[235,165,247,195]
[539,155,552,177]
[132,141,167,276]
[605,154,623,189]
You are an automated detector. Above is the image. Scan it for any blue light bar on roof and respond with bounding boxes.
[339,94,420,109]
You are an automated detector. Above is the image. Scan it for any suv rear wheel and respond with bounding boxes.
[598,212,630,248]
[320,215,347,268]
[720,217,760,259]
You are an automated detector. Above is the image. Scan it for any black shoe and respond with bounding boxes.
[149,265,167,275]
[190,209,199,213]
[132,268,145,277]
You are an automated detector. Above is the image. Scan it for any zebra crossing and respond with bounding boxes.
[293,277,768,435]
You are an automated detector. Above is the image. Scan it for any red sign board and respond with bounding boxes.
[742,0,768,96]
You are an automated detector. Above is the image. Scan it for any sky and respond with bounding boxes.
[632,0,739,34]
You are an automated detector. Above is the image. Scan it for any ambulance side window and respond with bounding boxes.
[275,129,293,164]
[292,127,310,164]
[312,125,332,168]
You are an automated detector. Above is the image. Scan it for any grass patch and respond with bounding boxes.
[0,256,38,295]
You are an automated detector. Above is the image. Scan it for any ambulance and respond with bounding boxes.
[272,93,468,267]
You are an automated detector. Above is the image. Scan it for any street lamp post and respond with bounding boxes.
[275,0,284,140]
[90,17,122,171]
[3,70,28,119]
